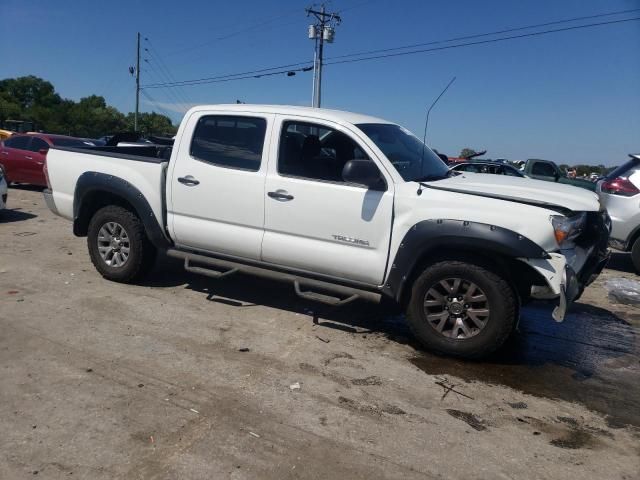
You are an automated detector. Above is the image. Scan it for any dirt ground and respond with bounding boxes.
[1,186,639,479]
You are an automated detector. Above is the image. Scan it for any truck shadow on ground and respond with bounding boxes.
[8,184,45,192]
[146,255,639,427]
[0,208,37,223]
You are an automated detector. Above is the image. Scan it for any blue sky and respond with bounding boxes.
[1,0,639,165]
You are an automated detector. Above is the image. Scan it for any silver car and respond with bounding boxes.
[596,154,640,271]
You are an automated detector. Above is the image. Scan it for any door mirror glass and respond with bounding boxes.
[342,159,384,189]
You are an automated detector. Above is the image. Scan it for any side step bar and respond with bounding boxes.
[166,249,381,306]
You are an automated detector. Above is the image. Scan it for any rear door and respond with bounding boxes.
[0,136,32,182]
[168,111,274,260]
[261,115,394,285]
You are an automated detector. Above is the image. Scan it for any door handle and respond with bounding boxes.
[177,175,200,186]
[1,151,8,155]
[268,190,294,201]
[25,155,33,160]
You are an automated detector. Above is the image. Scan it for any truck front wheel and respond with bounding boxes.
[406,260,517,359]
[87,205,156,283]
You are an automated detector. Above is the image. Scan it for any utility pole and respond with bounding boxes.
[135,32,141,132]
[307,4,341,108]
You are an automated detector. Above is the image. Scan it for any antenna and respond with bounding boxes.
[417,76,456,195]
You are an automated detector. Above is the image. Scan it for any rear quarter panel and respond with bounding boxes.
[46,148,166,222]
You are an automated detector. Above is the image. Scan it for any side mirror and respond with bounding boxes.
[39,148,48,155]
[342,159,384,189]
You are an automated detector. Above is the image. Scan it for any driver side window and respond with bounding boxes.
[278,121,370,183]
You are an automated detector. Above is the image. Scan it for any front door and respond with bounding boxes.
[168,112,274,260]
[261,116,394,285]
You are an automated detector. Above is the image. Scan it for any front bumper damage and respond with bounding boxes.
[519,211,610,322]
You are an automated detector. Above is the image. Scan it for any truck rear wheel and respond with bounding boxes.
[406,260,517,359]
[87,205,156,283]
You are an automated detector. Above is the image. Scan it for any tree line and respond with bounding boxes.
[0,76,177,138]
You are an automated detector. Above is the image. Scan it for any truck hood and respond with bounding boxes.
[425,173,601,213]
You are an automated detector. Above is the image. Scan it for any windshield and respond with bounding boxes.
[356,123,449,182]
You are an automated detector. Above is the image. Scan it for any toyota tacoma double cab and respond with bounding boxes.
[42,105,610,358]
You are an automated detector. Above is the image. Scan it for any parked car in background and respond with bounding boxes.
[0,133,88,186]
[450,161,526,178]
[522,159,596,191]
[596,154,640,272]
[0,163,7,211]
[43,104,610,359]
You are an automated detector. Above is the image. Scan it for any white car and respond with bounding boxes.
[0,163,7,211]
[596,154,640,271]
[42,104,610,358]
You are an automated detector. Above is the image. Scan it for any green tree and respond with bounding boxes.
[126,111,176,136]
[0,76,178,137]
[68,95,127,137]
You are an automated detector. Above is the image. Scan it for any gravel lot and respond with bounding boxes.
[1,186,639,479]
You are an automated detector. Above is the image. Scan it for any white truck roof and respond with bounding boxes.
[185,104,394,126]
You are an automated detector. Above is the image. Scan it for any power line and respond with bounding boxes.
[327,7,640,61]
[324,16,640,66]
[144,38,193,105]
[143,65,313,89]
[140,89,178,121]
[143,56,192,108]
[143,61,313,88]
[143,60,191,110]
[163,7,301,58]
[141,11,640,89]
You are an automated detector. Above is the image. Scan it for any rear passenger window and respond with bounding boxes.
[278,121,370,183]
[190,115,266,171]
[4,136,30,150]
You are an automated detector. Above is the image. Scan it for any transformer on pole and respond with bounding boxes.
[306,4,341,108]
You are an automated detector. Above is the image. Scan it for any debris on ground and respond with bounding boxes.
[289,382,301,391]
[248,431,260,438]
[605,278,640,306]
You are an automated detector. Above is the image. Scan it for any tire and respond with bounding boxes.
[87,205,156,283]
[406,260,517,359]
[631,237,640,274]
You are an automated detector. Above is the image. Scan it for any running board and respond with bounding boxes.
[294,280,359,306]
[166,249,381,306]
[184,258,238,279]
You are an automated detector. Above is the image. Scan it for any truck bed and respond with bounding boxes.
[46,146,168,224]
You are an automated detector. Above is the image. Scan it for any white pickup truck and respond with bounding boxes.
[43,105,610,358]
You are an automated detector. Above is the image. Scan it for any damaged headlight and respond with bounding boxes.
[551,213,586,247]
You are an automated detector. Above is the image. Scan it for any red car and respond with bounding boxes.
[0,134,89,186]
